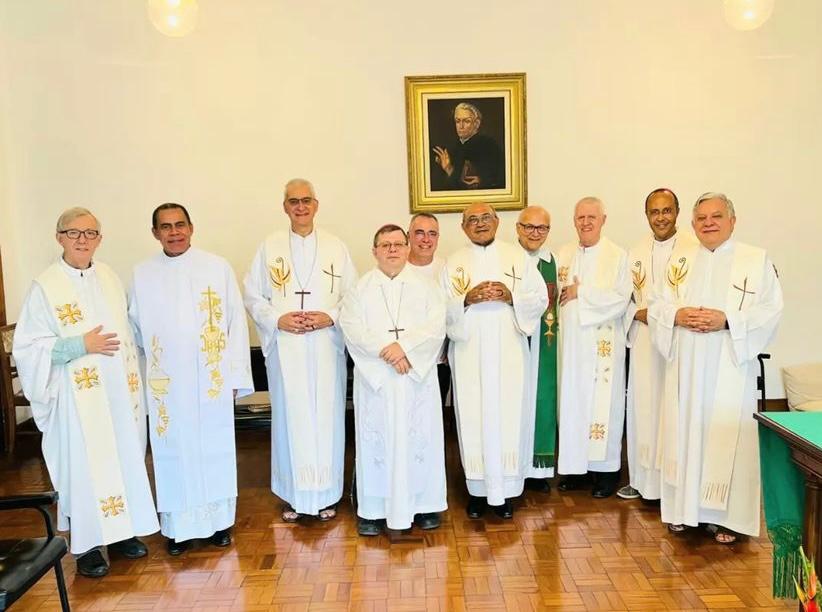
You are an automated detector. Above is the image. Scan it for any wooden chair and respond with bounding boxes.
[0,491,70,611]
[0,324,30,455]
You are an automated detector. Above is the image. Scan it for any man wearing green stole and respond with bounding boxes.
[516,206,559,493]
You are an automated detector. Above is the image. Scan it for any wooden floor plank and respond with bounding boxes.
[0,428,793,611]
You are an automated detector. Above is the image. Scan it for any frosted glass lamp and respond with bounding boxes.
[723,0,775,31]
[147,0,200,37]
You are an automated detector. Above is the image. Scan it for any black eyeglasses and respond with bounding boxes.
[59,229,100,240]
[517,223,550,235]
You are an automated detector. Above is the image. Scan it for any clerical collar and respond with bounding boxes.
[290,228,316,241]
[59,256,94,276]
[162,246,193,261]
[459,134,475,145]
[703,238,734,254]
[653,232,677,246]
[378,266,407,282]
[577,240,601,252]
[471,239,495,249]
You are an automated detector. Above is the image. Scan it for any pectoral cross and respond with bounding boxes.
[323,263,342,293]
[504,265,522,292]
[295,289,311,310]
[732,277,756,311]
[388,326,405,340]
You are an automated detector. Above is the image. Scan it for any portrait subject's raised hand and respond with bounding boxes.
[432,146,454,176]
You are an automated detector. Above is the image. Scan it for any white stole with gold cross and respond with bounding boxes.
[557,238,622,462]
[37,261,144,544]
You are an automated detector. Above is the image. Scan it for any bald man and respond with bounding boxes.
[441,203,548,519]
[556,197,631,498]
[515,206,559,493]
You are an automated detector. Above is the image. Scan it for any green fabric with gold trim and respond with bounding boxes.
[533,256,559,468]
[758,412,815,599]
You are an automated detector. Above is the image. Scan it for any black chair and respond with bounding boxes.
[0,492,70,611]
[757,353,771,412]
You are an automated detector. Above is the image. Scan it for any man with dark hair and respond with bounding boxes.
[619,188,696,501]
[341,224,446,535]
[129,203,253,555]
[431,102,504,190]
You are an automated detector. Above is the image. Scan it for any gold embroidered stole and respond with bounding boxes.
[557,239,621,462]
[38,262,143,543]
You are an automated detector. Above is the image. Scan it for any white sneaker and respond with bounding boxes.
[616,485,641,499]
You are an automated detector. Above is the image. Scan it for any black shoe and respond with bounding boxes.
[557,474,591,492]
[167,538,188,556]
[415,513,441,530]
[210,528,232,548]
[108,536,148,559]
[466,495,487,519]
[77,549,109,578]
[591,471,620,498]
[358,518,382,536]
[492,499,514,519]
[524,478,551,493]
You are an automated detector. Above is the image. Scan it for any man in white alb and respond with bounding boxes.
[442,202,548,519]
[244,178,357,522]
[618,188,697,501]
[515,206,559,494]
[649,192,782,543]
[130,203,253,555]
[341,224,447,535]
[14,207,159,577]
[556,197,632,498]
[406,212,450,408]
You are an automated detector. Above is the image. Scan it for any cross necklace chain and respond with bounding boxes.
[289,232,319,310]
[380,282,406,340]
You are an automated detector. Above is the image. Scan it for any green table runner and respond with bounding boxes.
[759,412,819,598]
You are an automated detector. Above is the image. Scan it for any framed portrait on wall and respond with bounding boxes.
[404,72,527,214]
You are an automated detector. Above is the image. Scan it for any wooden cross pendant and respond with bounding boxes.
[388,326,405,340]
[295,289,311,310]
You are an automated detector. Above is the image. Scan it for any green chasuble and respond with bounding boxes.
[533,257,559,468]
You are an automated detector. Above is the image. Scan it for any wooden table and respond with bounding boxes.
[755,411,822,570]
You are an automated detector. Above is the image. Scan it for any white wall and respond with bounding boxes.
[1,0,819,397]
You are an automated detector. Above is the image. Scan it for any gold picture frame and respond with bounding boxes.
[405,72,527,214]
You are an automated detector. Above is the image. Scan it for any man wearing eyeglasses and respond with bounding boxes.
[618,189,697,503]
[244,178,357,524]
[13,207,159,577]
[340,224,447,535]
[556,198,632,499]
[515,206,559,495]
[129,203,253,555]
[442,203,548,519]
[406,213,451,414]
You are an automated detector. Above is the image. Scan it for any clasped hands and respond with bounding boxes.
[278,311,333,335]
[380,342,411,375]
[464,281,512,307]
[675,307,727,333]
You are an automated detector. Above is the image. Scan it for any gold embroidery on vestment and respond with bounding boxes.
[100,495,125,517]
[56,303,83,325]
[200,287,226,399]
[450,267,471,296]
[269,257,291,297]
[74,367,100,390]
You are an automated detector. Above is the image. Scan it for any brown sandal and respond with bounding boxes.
[707,524,738,544]
[667,523,688,533]
[318,504,337,522]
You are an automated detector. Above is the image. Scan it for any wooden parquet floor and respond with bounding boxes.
[0,425,794,611]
